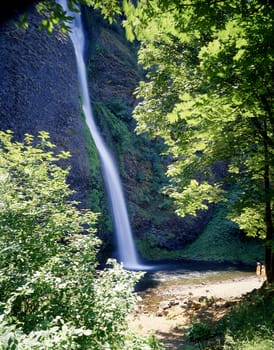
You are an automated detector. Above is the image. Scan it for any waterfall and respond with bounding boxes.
[57,1,143,270]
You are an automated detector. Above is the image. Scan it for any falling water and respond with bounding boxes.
[57,0,143,269]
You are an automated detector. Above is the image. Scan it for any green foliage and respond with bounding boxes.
[221,285,274,349]
[106,97,132,122]
[165,179,226,217]
[81,116,100,179]
[77,0,122,22]
[124,332,164,350]
[182,284,274,349]
[91,100,133,183]
[136,229,177,259]
[181,188,264,263]
[21,0,123,34]
[186,321,211,342]
[36,1,75,33]
[0,130,98,298]
[93,101,133,157]
[0,315,87,349]
[224,333,274,350]
[0,130,158,349]
[136,236,161,260]
[229,206,266,239]
[136,239,173,260]
[123,0,274,279]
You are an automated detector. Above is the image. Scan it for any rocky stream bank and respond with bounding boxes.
[129,268,264,349]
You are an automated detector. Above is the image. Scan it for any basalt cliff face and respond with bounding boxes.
[0,8,91,206]
[0,7,213,259]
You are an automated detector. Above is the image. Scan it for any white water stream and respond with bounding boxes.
[58,1,143,269]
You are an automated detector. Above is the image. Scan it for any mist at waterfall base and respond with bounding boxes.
[57,0,151,271]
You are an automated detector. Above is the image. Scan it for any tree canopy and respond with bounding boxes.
[122,0,274,281]
[11,0,123,32]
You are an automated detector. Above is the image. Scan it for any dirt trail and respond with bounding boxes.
[128,273,264,349]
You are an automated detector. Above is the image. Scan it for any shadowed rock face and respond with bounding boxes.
[0,7,91,205]
[0,1,39,25]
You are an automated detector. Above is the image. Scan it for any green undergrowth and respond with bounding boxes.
[136,231,263,264]
[180,194,264,264]
[139,194,263,263]
[183,284,274,349]
[136,237,179,260]
[221,284,274,349]
[92,100,133,161]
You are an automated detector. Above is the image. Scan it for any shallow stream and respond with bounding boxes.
[135,261,255,313]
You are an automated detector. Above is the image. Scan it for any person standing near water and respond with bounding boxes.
[261,264,266,280]
[256,262,261,279]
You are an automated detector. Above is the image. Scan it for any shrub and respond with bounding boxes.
[186,321,212,342]
[0,130,158,349]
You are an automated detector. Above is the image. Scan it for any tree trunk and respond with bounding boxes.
[263,120,274,283]
[264,213,274,283]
